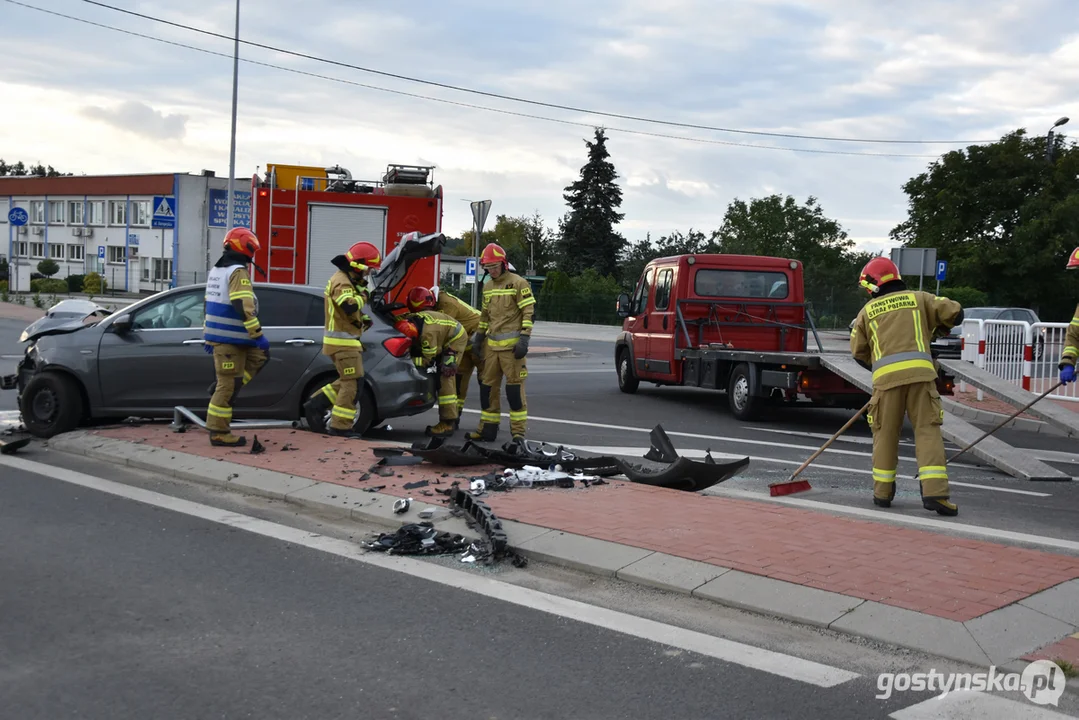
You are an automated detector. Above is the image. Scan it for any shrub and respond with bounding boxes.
[30,279,68,293]
[32,292,44,309]
[83,272,107,295]
[37,258,60,278]
[66,274,85,293]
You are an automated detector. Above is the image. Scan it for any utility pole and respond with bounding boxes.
[225,0,241,230]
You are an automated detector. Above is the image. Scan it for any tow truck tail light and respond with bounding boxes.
[383,336,412,358]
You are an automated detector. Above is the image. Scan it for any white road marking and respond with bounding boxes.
[0,455,861,689]
[527,368,612,374]
[889,690,1073,719]
[714,488,1079,553]
[1,354,22,360]
[568,445,1051,497]
[462,410,1002,474]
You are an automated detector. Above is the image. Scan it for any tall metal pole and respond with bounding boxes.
[471,218,479,307]
[225,0,240,231]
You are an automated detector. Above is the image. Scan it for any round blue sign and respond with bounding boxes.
[8,207,28,226]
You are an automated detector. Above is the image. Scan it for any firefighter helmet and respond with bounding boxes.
[223,227,260,259]
[345,242,382,273]
[394,318,418,339]
[406,286,436,312]
[859,256,901,295]
[1067,247,1079,270]
[480,242,508,268]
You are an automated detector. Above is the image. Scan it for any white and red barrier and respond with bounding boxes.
[959,319,1079,402]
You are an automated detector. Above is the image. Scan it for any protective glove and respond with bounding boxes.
[1061,365,1076,385]
[441,363,457,378]
[203,343,214,355]
[255,334,270,358]
[513,334,530,360]
[361,314,373,331]
[471,332,485,364]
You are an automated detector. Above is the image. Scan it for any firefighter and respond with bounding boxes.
[416,286,497,431]
[202,227,270,447]
[302,242,381,438]
[468,242,536,442]
[1058,247,1079,385]
[850,256,964,516]
[401,291,468,437]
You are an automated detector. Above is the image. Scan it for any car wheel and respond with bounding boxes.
[303,381,377,436]
[727,363,760,421]
[20,371,85,439]
[617,348,639,394]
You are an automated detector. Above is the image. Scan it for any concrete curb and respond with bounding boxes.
[943,398,1068,437]
[45,431,1079,670]
[528,347,574,359]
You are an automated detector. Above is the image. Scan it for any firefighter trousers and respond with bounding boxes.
[456,350,500,425]
[315,349,364,431]
[207,344,268,435]
[437,370,459,422]
[868,381,949,502]
[480,350,527,437]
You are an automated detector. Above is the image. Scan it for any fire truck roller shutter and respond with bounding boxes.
[306,204,388,290]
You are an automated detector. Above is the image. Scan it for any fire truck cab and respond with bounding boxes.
[250,162,443,304]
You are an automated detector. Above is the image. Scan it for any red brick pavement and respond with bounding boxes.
[91,425,1079,623]
[1023,635,1079,667]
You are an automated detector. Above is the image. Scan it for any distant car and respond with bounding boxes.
[950,306,1044,359]
[3,232,447,438]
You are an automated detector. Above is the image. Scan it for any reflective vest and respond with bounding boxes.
[323,270,366,352]
[203,265,258,347]
[477,272,536,352]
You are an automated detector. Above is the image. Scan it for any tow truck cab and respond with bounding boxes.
[614,254,865,420]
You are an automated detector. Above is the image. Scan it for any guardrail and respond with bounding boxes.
[959,319,1079,402]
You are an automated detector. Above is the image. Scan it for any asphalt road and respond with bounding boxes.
[6,459,1075,720]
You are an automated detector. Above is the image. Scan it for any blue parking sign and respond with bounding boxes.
[935,261,948,282]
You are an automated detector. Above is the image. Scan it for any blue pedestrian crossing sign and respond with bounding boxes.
[935,260,948,282]
[152,196,176,229]
[465,257,477,284]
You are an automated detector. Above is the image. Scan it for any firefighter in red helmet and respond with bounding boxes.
[404,287,468,437]
[303,241,382,437]
[1057,247,1079,386]
[202,227,269,447]
[469,242,535,443]
[850,256,964,516]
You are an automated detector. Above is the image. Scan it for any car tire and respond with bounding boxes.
[727,363,760,421]
[300,376,377,436]
[617,348,639,394]
[20,371,85,439]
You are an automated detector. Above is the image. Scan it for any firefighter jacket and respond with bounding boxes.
[322,270,369,352]
[851,290,962,391]
[435,293,482,348]
[204,264,261,347]
[412,311,466,368]
[1059,303,1079,369]
[478,271,535,352]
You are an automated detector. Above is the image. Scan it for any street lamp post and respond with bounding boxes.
[226,0,241,231]
[1046,116,1069,164]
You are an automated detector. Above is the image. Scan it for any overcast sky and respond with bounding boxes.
[2,0,1077,252]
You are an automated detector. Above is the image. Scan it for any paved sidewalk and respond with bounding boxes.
[44,424,1079,669]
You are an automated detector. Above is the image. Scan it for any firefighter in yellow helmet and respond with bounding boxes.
[468,243,536,442]
[401,289,468,437]
[302,242,381,438]
[1057,247,1079,385]
[850,256,964,516]
[202,227,269,447]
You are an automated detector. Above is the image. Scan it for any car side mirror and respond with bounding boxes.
[110,314,133,334]
[616,293,632,318]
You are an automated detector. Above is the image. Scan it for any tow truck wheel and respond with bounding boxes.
[617,349,639,394]
[727,363,760,421]
[20,371,84,438]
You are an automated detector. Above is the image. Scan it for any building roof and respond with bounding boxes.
[440,254,469,262]
[0,173,177,197]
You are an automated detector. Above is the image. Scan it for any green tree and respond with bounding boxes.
[446,213,556,276]
[891,129,1079,321]
[939,286,989,309]
[556,128,626,278]
[0,160,66,177]
[620,229,722,290]
[37,258,60,278]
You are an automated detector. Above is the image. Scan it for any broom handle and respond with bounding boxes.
[788,400,872,482]
[947,380,1065,464]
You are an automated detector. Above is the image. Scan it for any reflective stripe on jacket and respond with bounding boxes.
[435,293,482,345]
[1059,303,1079,369]
[850,290,962,391]
[323,270,367,351]
[477,272,536,352]
[204,264,259,347]
[414,310,467,366]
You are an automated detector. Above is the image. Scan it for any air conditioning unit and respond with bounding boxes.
[16,226,27,235]
[31,226,44,235]
[72,227,83,237]
[83,227,94,238]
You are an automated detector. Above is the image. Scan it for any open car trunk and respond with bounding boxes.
[368,232,447,314]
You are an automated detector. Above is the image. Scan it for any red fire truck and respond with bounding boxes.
[250,162,443,298]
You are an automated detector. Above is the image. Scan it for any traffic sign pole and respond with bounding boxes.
[469,200,491,308]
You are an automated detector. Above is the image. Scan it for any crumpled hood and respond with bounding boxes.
[19,299,111,343]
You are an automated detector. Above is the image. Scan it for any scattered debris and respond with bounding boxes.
[0,437,31,455]
[403,479,430,490]
[373,447,406,458]
[371,465,396,477]
[393,497,412,514]
[226,473,239,482]
[418,507,439,519]
[280,443,295,451]
[363,522,470,556]
[363,485,386,493]
[250,435,265,454]
[420,490,434,497]
[447,485,508,556]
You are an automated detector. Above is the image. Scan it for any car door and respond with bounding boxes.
[231,287,325,409]
[626,268,654,377]
[645,266,677,380]
[97,289,212,412]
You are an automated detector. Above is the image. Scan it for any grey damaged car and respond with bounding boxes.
[3,232,447,439]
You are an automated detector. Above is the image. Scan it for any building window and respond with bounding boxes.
[107,245,126,264]
[88,201,106,226]
[68,201,85,225]
[49,244,65,260]
[68,244,85,262]
[130,200,151,226]
[14,241,28,257]
[30,242,45,259]
[48,201,65,224]
[153,258,173,282]
[0,199,8,223]
[29,201,45,224]
[109,200,126,226]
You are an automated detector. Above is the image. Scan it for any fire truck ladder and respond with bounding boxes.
[265,168,300,284]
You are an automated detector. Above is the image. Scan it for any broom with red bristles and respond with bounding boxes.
[769,400,872,497]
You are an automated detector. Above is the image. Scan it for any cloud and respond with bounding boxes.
[81,101,188,141]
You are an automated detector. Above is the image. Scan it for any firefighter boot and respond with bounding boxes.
[427,421,456,438]
[326,427,365,440]
[304,392,333,432]
[466,424,499,442]
[210,432,247,448]
[920,478,959,516]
